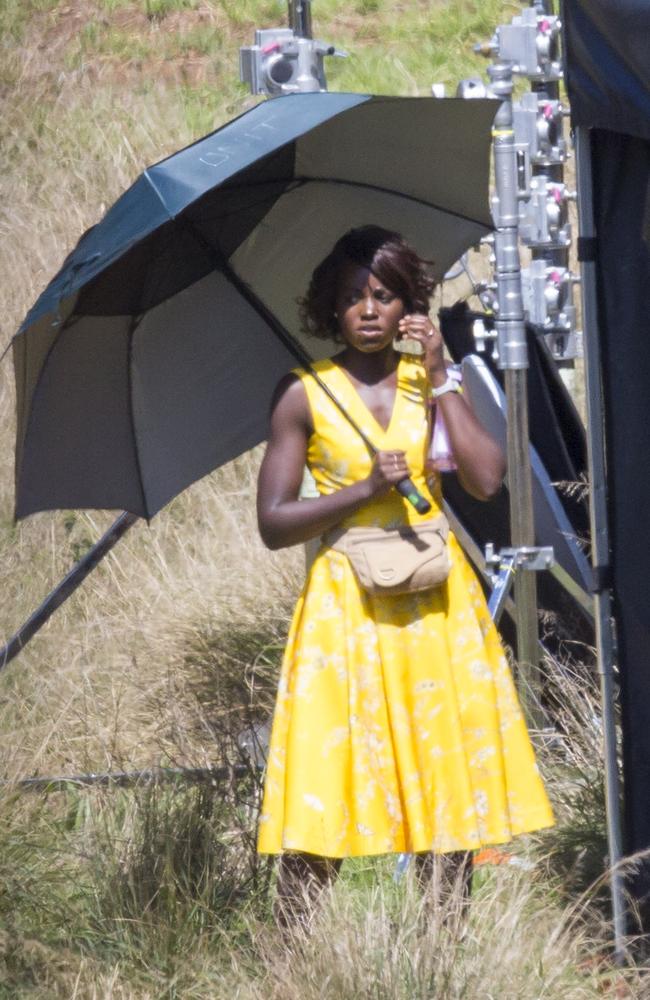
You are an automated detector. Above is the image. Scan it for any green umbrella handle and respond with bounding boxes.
[394,478,432,515]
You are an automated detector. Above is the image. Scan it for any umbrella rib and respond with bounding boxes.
[303,175,491,228]
[141,168,175,221]
[126,312,150,520]
[104,167,181,520]
[211,175,491,230]
[180,219,314,370]
[224,265,309,366]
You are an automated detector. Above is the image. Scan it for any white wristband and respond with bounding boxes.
[430,372,463,399]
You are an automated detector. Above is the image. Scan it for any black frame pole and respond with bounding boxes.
[574,124,626,960]
[0,512,138,670]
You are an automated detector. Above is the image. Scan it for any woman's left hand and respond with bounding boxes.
[397,314,447,388]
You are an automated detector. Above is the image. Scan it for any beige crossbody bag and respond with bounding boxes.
[305,365,451,597]
[323,516,451,597]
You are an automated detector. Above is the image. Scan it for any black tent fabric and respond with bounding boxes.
[562,0,650,143]
[563,0,650,924]
[591,129,650,915]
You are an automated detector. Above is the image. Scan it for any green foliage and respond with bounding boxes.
[0,1,27,43]
[355,0,382,13]
[85,783,271,955]
[0,0,57,44]
[144,0,201,20]
[177,24,225,57]
[0,777,272,960]
[219,0,286,26]
[533,653,614,910]
[99,0,135,12]
[542,769,611,904]
[179,82,244,137]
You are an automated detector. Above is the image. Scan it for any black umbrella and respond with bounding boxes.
[13,92,496,520]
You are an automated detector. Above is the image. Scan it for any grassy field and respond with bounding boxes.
[0,1,642,996]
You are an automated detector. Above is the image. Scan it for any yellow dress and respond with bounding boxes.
[257,355,554,858]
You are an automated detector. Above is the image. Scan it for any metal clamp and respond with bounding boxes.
[485,544,554,623]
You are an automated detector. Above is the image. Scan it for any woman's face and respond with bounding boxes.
[334,262,404,353]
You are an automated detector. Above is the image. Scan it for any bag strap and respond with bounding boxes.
[303,363,378,456]
[303,363,431,515]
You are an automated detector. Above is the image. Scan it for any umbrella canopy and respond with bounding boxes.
[13,92,497,520]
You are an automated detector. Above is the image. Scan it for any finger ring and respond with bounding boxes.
[426,329,433,338]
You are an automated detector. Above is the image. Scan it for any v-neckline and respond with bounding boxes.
[330,356,403,437]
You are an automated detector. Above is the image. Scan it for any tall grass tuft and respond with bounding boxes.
[0,778,273,996]
[536,648,613,908]
[225,866,647,999]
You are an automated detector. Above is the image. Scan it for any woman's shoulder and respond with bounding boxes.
[273,357,337,402]
[270,370,308,414]
[290,356,338,380]
[266,371,313,435]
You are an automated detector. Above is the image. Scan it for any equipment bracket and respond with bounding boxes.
[485,543,554,575]
[485,543,554,623]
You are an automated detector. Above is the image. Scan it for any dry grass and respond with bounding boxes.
[0,34,300,780]
[0,2,633,997]
[0,451,303,777]
[233,870,643,1000]
[0,0,518,780]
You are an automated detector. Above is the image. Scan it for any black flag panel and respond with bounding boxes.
[563,0,650,923]
[592,129,650,908]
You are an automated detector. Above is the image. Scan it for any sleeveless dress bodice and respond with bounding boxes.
[303,355,438,529]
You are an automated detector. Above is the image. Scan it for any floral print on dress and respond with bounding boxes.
[257,356,554,857]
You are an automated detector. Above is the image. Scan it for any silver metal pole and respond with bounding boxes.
[489,60,543,727]
[288,0,313,38]
[574,125,627,960]
[505,367,542,723]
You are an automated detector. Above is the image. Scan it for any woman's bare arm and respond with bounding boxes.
[432,389,506,500]
[257,374,412,550]
[398,315,506,501]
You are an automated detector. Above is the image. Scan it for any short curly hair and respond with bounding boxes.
[299,226,436,342]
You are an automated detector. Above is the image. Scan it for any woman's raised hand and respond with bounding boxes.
[367,449,410,496]
[397,314,447,387]
[398,314,506,501]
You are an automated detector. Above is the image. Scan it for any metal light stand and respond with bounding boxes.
[477,1,578,366]
[288,0,312,38]
[466,1,583,722]
[488,60,545,728]
[240,1,343,97]
[477,1,626,958]
[459,5,571,725]
[521,18,578,371]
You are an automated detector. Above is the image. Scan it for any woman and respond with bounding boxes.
[256,226,553,925]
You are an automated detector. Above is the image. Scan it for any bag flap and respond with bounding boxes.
[347,525,447,587]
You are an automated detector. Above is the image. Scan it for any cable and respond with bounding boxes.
[0,337,13,368]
